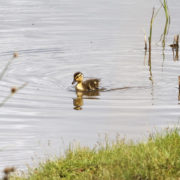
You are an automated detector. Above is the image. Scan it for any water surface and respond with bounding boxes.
[0,0,180,173]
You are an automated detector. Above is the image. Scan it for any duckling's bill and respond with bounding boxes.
[72,79,76,84]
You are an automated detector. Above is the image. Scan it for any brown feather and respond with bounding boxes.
[82,79,100,91]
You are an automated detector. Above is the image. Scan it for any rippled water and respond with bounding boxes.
[0,0,180,174]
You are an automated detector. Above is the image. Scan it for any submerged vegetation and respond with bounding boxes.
[10,129,180,180]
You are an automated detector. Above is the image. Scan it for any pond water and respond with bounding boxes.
[0,0,180,174]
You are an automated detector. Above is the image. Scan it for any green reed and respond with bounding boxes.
[160,0,170,49]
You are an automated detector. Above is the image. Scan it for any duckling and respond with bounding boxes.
[72,72,100,91]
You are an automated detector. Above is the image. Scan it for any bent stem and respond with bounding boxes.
[0,53,18,81]
[160,0,170,49]
[0,83,27,107]
[0,58,14,81]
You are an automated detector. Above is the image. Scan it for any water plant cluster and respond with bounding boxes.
[144,0,179,85]
[146,0,171,53]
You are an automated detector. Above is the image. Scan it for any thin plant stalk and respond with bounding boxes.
[148,8,155,67]
[162,0,170,23]
[143,29,148,51]
[160,0,170,49]
[0,83,27,107]
[0,58,14,81]
[148,7,161,55]
[148,7,161,79]
[0,52,18,81]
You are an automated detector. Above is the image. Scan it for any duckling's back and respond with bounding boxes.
[83,79,100,91]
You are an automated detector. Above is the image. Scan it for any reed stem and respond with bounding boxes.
[148,8,155,66]
[159,0,170,49]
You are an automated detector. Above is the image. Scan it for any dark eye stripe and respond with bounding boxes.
[75,74,82,79]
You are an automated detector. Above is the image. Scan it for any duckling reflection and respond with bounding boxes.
[73,95,83,110]
[73,90,100,110]
[72,72,100,110]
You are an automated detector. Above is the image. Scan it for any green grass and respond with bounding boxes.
[11,129,180,180]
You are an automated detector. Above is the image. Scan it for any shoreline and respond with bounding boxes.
[8,128,180,180]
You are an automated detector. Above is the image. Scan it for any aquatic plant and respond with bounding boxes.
[0,52,18,81]
[145,0,170,53]
[146,1,169,83]
[143,29,148,51]
[0,52,27,107]
[171,35,179,61]
[148,6,162,56]
[160,0,170,49]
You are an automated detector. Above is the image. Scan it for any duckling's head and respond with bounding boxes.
[72,72,84,84]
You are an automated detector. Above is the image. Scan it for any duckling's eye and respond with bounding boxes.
[76,74,81,79]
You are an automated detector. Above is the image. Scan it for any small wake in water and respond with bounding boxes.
[101,86,150,92]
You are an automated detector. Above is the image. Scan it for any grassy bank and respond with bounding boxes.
[11,129,180,180]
